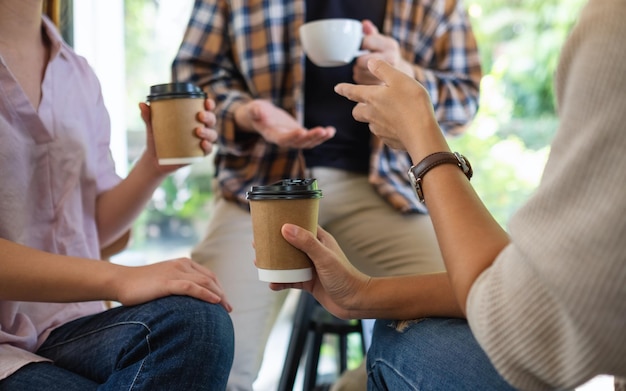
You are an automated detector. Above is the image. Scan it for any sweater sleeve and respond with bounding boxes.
[466,1,626,389]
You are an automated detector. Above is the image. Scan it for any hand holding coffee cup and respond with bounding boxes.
[299,18,368,67]
[147,82,208,166]
[247,179,323,283]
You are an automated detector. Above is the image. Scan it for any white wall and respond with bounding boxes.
[71,0,195,177]
[72,0,128,176]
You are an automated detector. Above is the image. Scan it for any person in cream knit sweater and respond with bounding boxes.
[270,0,626,389]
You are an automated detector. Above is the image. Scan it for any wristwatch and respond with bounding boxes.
[408,151,473,203]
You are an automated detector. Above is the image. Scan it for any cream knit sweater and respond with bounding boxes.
[466,1,626,389]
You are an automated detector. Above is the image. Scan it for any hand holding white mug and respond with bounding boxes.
[354,20,414,85]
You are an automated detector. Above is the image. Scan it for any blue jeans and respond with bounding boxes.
[0,296,234,391]
[367,318,517,390]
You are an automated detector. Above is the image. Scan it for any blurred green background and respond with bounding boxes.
[448,0,586,226]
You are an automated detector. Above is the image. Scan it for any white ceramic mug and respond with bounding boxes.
[299,18,368,67]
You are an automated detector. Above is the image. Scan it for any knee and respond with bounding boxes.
[150,296,235,363]
[367,318,513,390]
[366,319,400,370]
[367,318,445,383]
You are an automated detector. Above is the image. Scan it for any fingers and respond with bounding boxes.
[297,126,336,149]
[194,126,217,155]
[244,99,335,149]
[197,109,217,127]
[186,258,219,281]
[194,107,218,154]
[334,82,371,104]
[336,59,398,101]
[361,20,388,54]
[195,125,218,144]
[274,126,335,149]
[204,97,216,111]
[362,30,389,53]
[116,258,233,311]
[168,279,233,312]
[269,281,305,292]
[171,258,233,312]
[199,140,213,155]
[361,19,378,36]
[187,260,228,294]
[138,102,159,161]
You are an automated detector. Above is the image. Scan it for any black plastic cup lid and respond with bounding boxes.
[147,82,207,101]
[246,178,323,200]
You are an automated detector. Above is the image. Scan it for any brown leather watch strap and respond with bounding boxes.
[408,152,472,203]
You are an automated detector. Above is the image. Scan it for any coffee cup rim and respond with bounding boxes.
[246,178,323,200]
[147,82,206,101]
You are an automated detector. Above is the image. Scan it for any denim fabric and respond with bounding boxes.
[0,296,234,391]
[367,318,517,391]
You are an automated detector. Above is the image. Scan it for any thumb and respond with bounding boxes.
[281,223,325,262]
[250,101,269,122]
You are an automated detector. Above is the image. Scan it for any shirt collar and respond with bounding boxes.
[41,15,67,62]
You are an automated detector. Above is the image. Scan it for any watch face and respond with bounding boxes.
[408,168,418,186]
[407,167,425,203]
[454,153,473,179]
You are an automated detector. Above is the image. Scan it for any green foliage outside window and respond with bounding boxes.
[449,0,586,227]
[123,0,212,250]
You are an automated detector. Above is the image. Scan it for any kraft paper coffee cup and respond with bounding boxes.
[246,179,323,283]
[147,83,207,165]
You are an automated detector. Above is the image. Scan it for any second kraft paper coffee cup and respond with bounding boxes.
[147,82,207,165]
[246,179,323,283]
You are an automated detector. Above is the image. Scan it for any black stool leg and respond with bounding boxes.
[278,292,316,391]
[338,334,348,373]
[279,292,367,391]
[303,322,324,391]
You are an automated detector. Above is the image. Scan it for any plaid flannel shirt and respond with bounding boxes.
[172,0,482,213]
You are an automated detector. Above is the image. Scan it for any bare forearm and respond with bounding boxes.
[96,152,167,247]
[0,239,120,302]
[414,163,510,315]
[349,273,463,320]
[400,125,509,315]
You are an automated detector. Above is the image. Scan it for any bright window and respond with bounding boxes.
[73,0,204,265]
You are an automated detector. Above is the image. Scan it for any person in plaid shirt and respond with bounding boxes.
[173,1,481,389]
